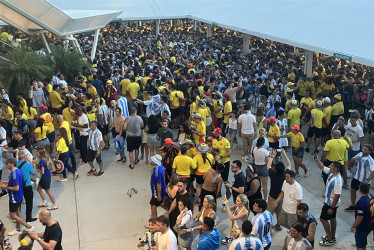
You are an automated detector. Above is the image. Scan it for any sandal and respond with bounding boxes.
[122,157,127,163]
[134,159,139,164]
[129,164,134,169]
[145,161,149,165]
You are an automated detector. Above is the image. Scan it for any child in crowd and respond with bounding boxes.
[227,112,238,149]
[137,217,161,250]
[277,110,288,148]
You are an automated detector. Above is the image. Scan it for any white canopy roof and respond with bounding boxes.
[0,0,121,36]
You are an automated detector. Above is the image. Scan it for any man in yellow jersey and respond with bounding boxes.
[281,125,308,177]
[172,146,196,183]
[191,113,206,145]
[331,94,344,126]
[300,89,313,123]
[212,128,231,184]
[222,93,232,137]
[212,93,223,129]
[86,81,98,98]
[49,85,64,114]
[306,100,324,154]
[287,100,301,128]
[120,75,131,95]
[56,115,77,174]
[39,106,55,153]
[267,116,280,149]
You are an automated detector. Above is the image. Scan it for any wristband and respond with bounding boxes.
[37,237,42,242]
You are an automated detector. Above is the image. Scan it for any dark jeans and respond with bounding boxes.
[68,143,77,169]
[59,151,75,178]
[221,161,230,182]
[80,135,88,163]
[73,129,80,150]
[23,185,34,221]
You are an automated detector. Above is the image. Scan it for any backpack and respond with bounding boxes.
[367,194,374,232]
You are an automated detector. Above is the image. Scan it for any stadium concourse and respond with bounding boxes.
[0,132,373,249]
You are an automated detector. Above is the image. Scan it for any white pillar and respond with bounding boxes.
[304,50,313,77]
[139,21,142,27]
[243,34,250,55]
[73,38,82,54]
[170,20,173,27]
[91,29,100,62]
[193,20,197,31]
[156,19,160,37]
[40,33,51,54]
[206,24,213,38]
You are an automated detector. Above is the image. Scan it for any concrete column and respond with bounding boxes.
[139,21,142,27]
[156,19,160,37]
[243,34,250,55]
[304,50,313,77]
[90,29,100,62]
[206,24,213,38]
[193,20,197,31]
[170,20,173,27]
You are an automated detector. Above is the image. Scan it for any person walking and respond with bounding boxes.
[85,121,104,176]
[238,104,256,161]
[124,107,143,169]
[150,154,167,218]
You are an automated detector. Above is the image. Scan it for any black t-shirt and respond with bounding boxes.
[233,171,246,202]
[44,222,63,250]
[269,169,285,199]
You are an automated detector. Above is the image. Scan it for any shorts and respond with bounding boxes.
[355,228,370,248]
[141,130,147,144]
[27,119,36,129]
[307,126,321,138]
[170,108,179,119]
[292,147,304,159]
[178,106,185,117]
[351,178,369,190]
[99,124,109,135]
[36,138,50,149]
[278,208,297,227]
[87,148,102,163]
[196,175,204,184]
[9,202,21,213]
[127,136,141,152]
[38,177,51,190]
[254,164,269,177]
[47,131,56,143]
[348,150,360,160]
[269,141,279,149]
[267,196,283,215]
[321,127,330,137]
[228,128,237,136]
[200,188,216,203]
[147,134,158,148]
[178,231,193,248]
[320,204,338,221]
[150,196,163,207]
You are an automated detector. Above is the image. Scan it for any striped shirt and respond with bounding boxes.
[99,105,109,125]
[117,97,129,118]
[229,236,263,250]
[88,128,103,151]
[284,235,312,250]
[323,167,342,207]
[353,153,374,183]
[251,210,272,248]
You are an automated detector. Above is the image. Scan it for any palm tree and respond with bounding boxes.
[0,47,52,101]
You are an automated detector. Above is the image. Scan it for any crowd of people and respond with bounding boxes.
[1,21,374,249]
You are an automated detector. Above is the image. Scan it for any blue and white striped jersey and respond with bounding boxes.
[353,153,374,183]
[323,167,343,207]
[229,236,263,250]
[117,96,129,118]
[251,210,272,247]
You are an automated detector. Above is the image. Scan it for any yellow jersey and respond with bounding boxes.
[324,138,349,164]
[193,152,215,175]
[87,86,97,97]
[127,82,140,99]
[212,137,230,163]
[311,109,324,129]
[323,106,332,126]
[172,154,197,176]
[192,121,206,145]
[287,132,304,148]
[24,107,37,120]
[34,126,50,141]
[60,121,72,143]
[223,101,232,124]
[40,113,54,132]
[268,124,280,143]
[49,91,64,109]
[213,99,223,119]
[331,102,344,116]
[120,79,131,95]
[56,137,69,153]
[287,108,301,127]
[62,107,75,124]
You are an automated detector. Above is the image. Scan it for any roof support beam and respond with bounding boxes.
[91,28,100,62]
[40,33,51,54]
[155,19,160,37]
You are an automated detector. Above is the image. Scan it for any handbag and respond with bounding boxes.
[230,224,241,239]
[160,196,171,210]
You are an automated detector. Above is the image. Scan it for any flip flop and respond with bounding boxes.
[129,164,134,169]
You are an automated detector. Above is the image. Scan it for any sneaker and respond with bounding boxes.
[346,170,353,178]
[87,169,96,175]
[304,168,309,177]
[344,205,356,212]
[7,229,21,236]
[74,172,79,179]
[0,190,8,198]
[47,203,59,210]
[38,200,49,207]
[26,218,37,223]
[313,149,319,155]
[97,171,104,176]
[295,172,300,177]
[305,148,310,153]
[116,155,122,162]
[25,226,34,232]
[221,236,233,245]
[79,162,88,167]
[319,239,334,246]
[58,178,68,182]
[321,236,336,243]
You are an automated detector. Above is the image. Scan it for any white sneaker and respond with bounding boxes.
[38,200,49,207]
[25,226,34,232]
[48,203,59,210]
[8,229,21,236]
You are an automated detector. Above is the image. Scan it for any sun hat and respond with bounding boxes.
[54,160,64,174]
[180,139,194,146]
[316,100,323,109]
[194,113,202,120]
[196,143,211,153]
[323,97,331,104]
[290,100,298,108]
[150,154,162,166]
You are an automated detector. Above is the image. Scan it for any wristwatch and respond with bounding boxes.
[37,237,42,242]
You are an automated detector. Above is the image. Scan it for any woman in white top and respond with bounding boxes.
[185,195,216,234]
[221,194,250,244]
[276,110,288,148]
[176,197,194,250]
[253,137,270,200]
[227,112,238,149]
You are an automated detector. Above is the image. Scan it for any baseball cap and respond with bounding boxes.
[164,138,173,144]
[13,129,23,135]
[223,93,230,99]
[291,125,300,131]
[266,116,276,123]
[213,128,222,135]
[334,94,341,100]
[39,105,48,111]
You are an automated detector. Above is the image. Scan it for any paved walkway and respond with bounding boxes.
[1,137,374,249]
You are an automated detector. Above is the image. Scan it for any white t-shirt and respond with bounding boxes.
[346,124,364,151]
[158,228,177,250]
[281,180,303,214]
[0,126,7,146]
[176,210,193,228]
[253,147,269,165]
[323,167,343,207]
[238,112,256,134]
[77,114,89,136]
